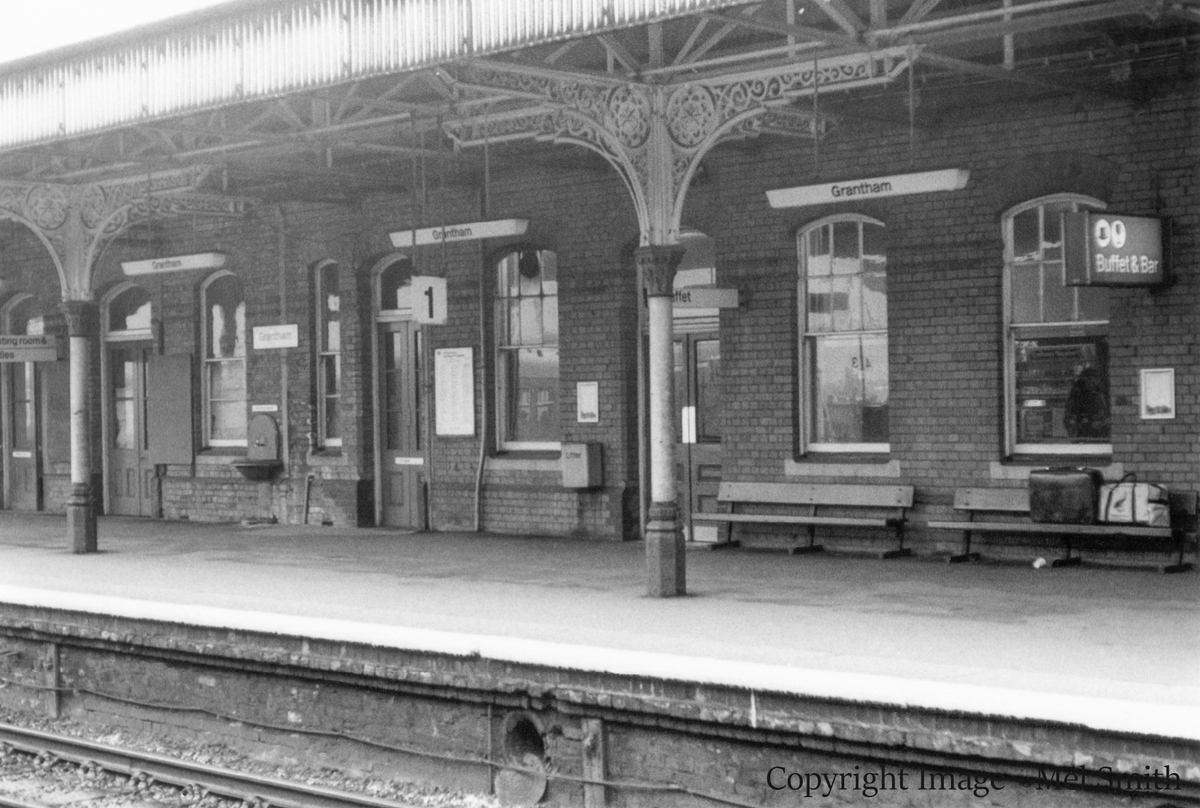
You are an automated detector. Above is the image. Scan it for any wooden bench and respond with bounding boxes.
[691,482,915,558]
[928,487,1197,573]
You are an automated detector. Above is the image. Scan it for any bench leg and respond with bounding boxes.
[880,524,912,559]
[1160,542,1193,574]
[789,525,824,555]
[949,530,979,563]
[1050,537,1081,568]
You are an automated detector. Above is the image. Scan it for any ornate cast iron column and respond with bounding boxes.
[60,300,99,553]
[637,244,686,597]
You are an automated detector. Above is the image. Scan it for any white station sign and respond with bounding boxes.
[673,287,738,309]
[122,252,228,276]
[0,335,58,362]
[767,168,970,209]
[389,219,528,248]
[252,324,299,349]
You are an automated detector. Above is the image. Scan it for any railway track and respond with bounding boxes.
[0,722,418,808]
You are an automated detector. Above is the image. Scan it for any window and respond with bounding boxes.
[313,261,341,448]
[797,216,889,452]
[495,250,559,450]
[5,297,42,453]
[107,285,152,337]
[201,273,247,447]
[1004,195,1110,455]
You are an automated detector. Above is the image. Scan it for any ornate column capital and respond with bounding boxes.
[636,244,686,297]
[59,300,99,337]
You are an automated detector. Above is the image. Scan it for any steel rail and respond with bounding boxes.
[0,797,49,808]
[0,723,414,808]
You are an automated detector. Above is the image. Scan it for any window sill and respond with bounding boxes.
[195,451,246,466]
[785,457,901,478]
[990,459,1123,481]
[308,449,351,467]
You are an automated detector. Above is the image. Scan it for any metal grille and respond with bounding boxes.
[0,0,741,149]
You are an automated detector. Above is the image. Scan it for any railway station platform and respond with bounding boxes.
[0,513,1197,805]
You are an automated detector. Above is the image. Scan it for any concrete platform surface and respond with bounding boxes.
[0,514,1196,741]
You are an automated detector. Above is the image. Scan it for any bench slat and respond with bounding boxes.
[718,481,913,508]
[952,488,1029,512]
[929,520,1172,538]
[692,513,896,528]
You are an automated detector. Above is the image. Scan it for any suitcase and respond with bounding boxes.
[1028,468,1103,524]
[1099,474,1170,527]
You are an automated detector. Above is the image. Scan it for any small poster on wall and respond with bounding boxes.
[577,382,599,423]
[1140,368,1175,420]
[435,347,475,436]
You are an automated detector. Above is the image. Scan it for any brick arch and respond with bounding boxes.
[981,152,1121,215]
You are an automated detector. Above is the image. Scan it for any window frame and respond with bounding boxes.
[1002,193,1110,458]
[312,259,342,449]
[796,214,890,455]
[200,271,247,449]
[494,249,560,452]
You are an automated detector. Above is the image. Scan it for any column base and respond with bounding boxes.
[646,502,685,597]
[67,484,96,554]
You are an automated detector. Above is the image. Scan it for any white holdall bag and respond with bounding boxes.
[1099,473,1170,527]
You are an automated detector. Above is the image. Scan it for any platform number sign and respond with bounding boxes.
[411,276,447,324]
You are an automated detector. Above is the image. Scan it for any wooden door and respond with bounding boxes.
[675,334,725,543]
[6,360,39,511]
[108,343,156,516]
[378,321,426,528]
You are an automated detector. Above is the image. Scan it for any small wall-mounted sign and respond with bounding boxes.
[252,324,299,349]
[121,252,227,276]
[11,451,32,459]
[251,404,280,413]
[434,347,475,436]
[1140,368,1175,420]
[411,276,448,325]
[577,381,599,424]
[393,456,424,466]
[389,219,529,248]
[1064,212,1168,287]
[673,288,738,309]
[0,335,57,363]
[766,168,970,209]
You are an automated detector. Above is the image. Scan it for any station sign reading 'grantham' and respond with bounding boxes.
[1063,212,1168,287]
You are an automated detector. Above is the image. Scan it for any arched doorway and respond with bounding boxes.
[372,255,426,529]
[671,231,725,544]
[0,295,68,511]
[102,283,156,516]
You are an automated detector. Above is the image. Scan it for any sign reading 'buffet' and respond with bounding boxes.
[1063,212,1169,287]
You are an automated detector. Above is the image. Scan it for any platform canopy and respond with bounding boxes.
[0,0,1194,202]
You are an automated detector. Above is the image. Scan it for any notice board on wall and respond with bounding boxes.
[435,347,475,436]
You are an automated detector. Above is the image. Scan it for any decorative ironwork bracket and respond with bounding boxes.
[445,46,913,245]
[0,166,252,300]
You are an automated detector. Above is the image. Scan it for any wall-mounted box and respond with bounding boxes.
[562,443,603,489]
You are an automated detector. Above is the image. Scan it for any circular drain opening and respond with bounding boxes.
[496,713,547,807]
[503,714,545,761]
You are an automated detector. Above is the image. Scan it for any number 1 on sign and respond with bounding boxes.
[411,276,447,324]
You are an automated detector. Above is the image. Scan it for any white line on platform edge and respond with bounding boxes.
[0,585,1195,742]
